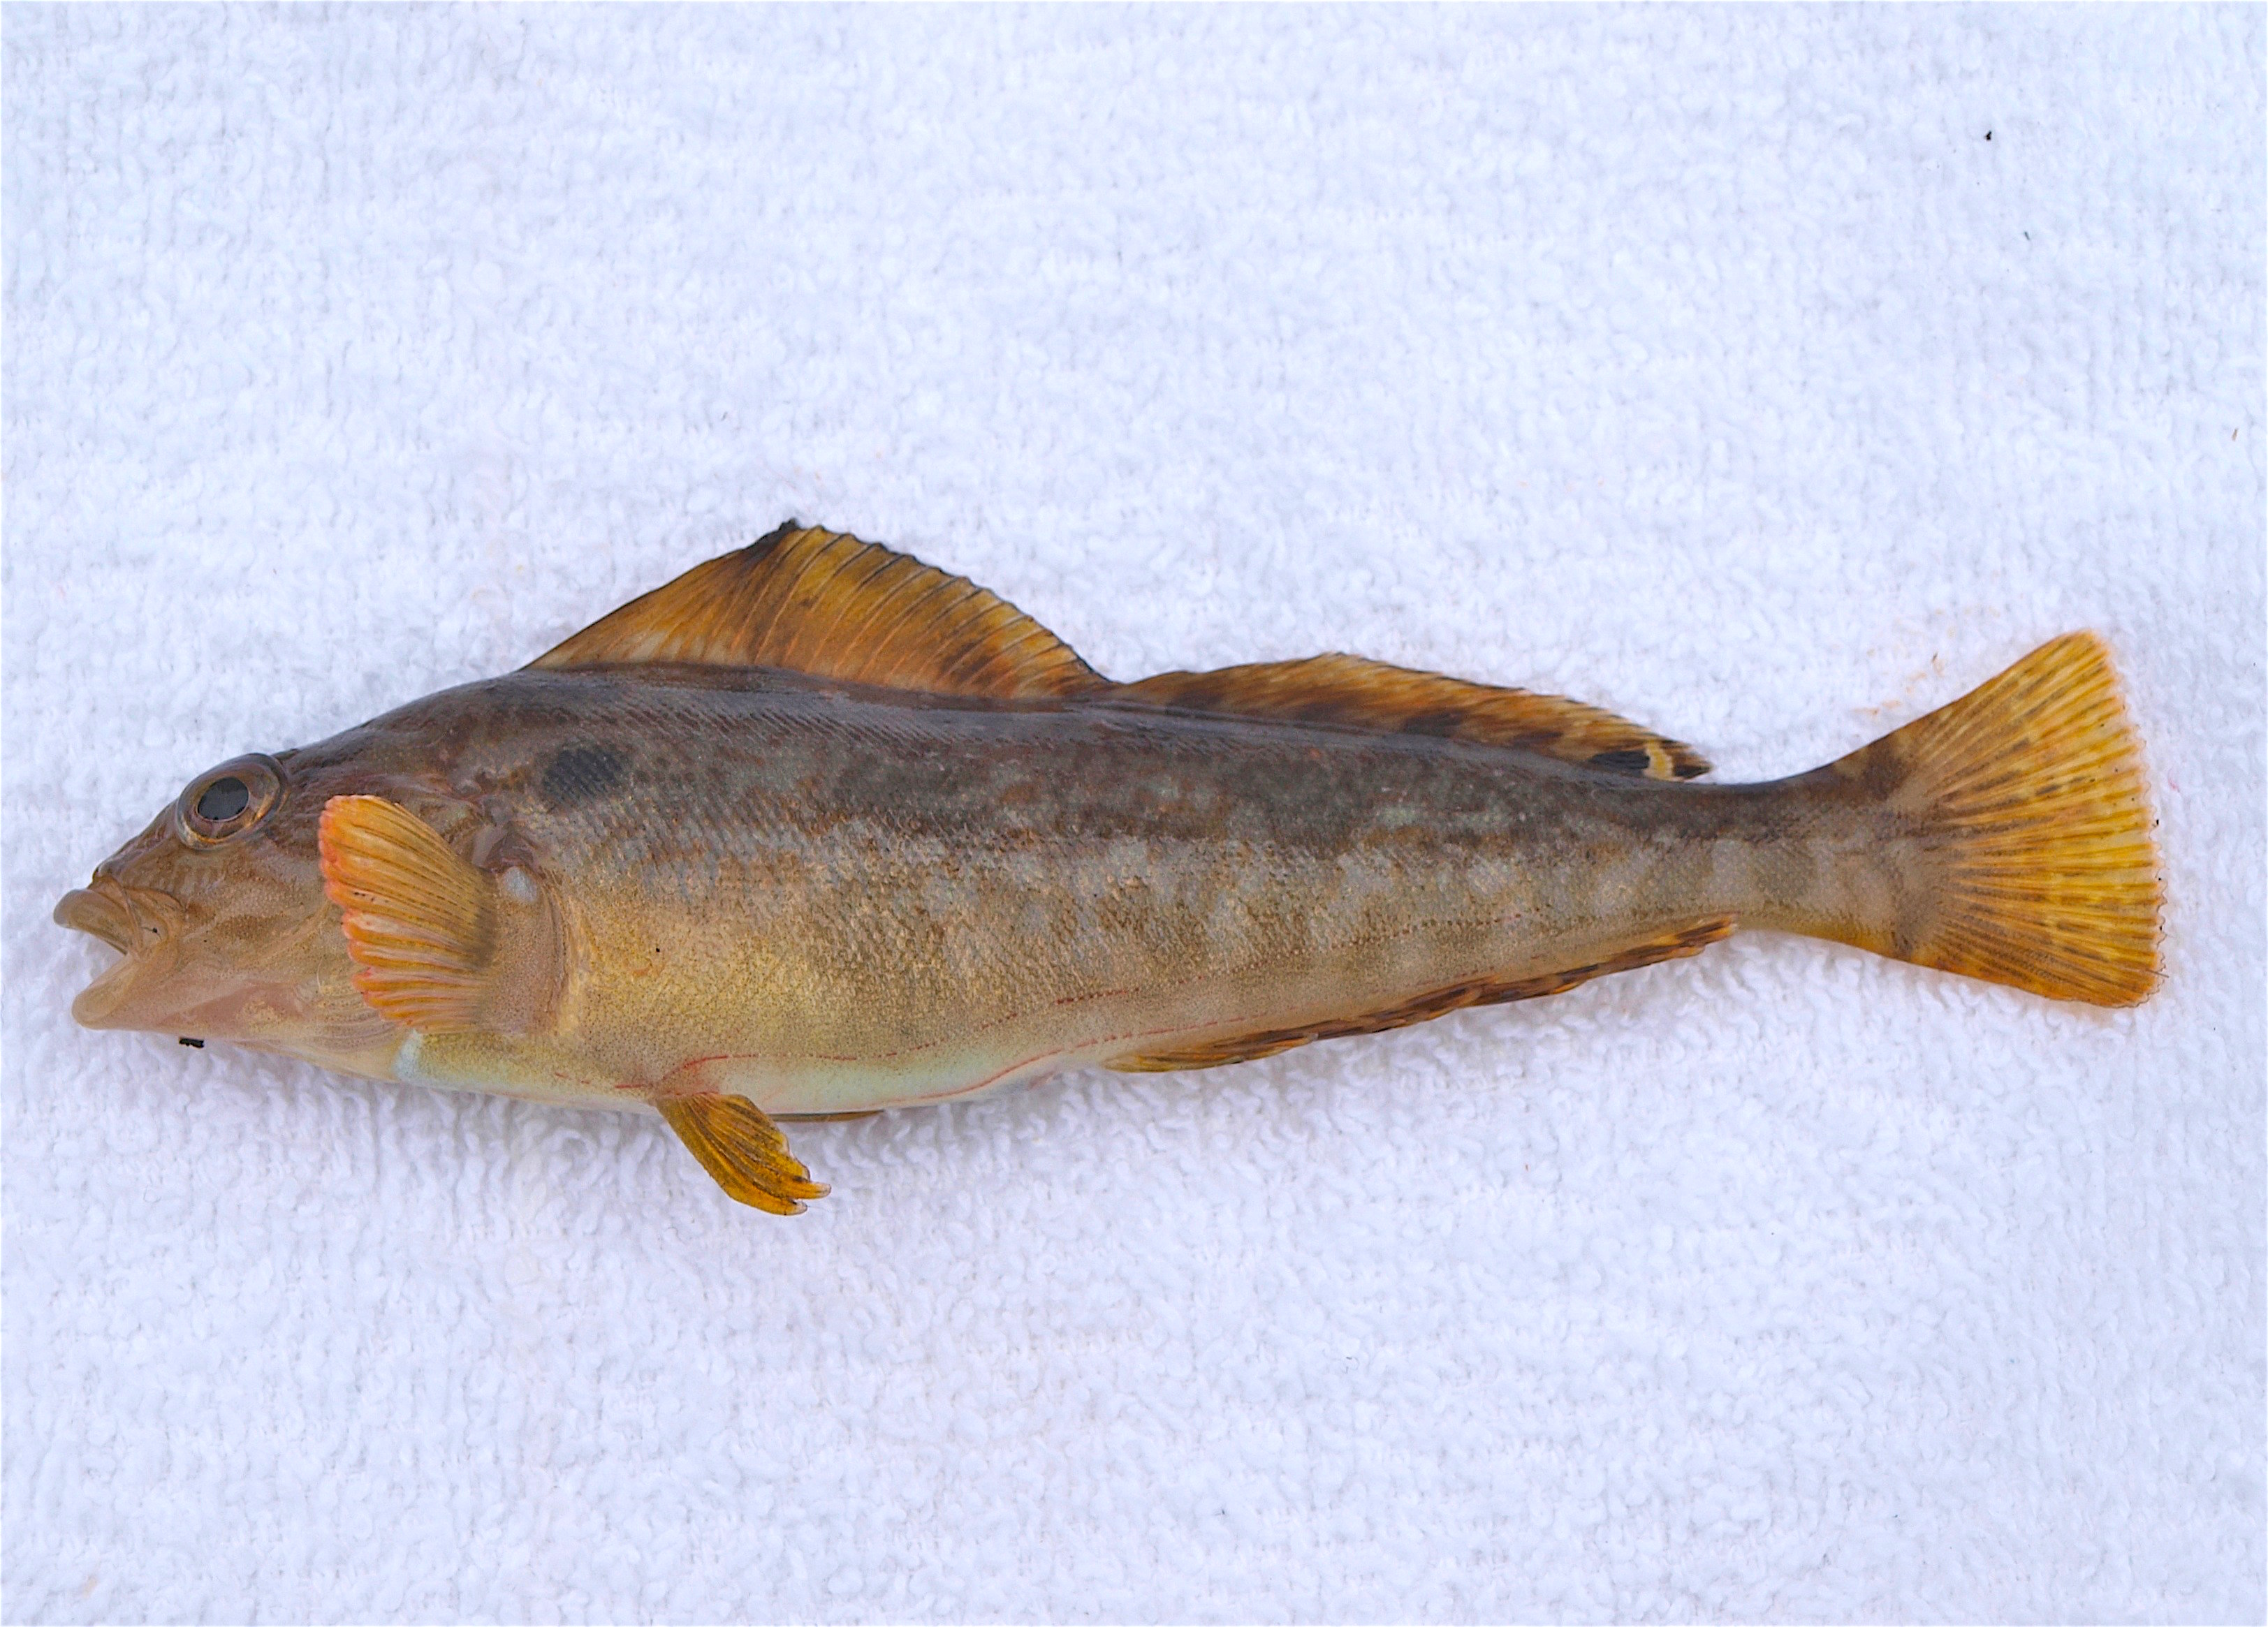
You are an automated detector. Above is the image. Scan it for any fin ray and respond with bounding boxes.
[659,1094,830,1214]
[529,522,1107,701]
[319,796,496,1031]
[1113,654,1710,779]
[1109,918,1734,1072]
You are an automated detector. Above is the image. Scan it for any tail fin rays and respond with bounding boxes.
[1814,633,2161,1006]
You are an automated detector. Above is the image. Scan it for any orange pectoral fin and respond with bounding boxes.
[319,795,566,1036]
[657,1093,831,1215]
[320,795,499,1032]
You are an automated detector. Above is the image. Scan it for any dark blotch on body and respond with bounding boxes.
[543,744,627,808]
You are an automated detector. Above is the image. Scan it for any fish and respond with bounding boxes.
[54,523,2163,1213]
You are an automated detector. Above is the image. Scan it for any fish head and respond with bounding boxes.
[54,750,402,1073]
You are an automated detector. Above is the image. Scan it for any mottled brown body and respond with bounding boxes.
[293,665,1833,1113]
[56,524,2162,1211]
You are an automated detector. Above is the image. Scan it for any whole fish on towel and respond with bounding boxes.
[55,524,2163,1212]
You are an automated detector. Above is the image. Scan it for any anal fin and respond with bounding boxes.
[659,1093,831,1214]
[1109,917,1735,1072]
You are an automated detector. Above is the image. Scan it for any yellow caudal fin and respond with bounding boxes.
[1795,633,2161,1005]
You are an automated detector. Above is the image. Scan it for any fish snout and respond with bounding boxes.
[54,876,143,954]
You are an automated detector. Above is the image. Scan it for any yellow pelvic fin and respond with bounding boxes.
[1109,917,1734,1072]
[1804,632,2161,1006]
[1114,654,1710,780]
[529,522,1109,702]
[319,795,498,1032]
[658,1094,831,1214]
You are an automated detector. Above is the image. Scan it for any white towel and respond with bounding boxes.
[5,8,2260,1620]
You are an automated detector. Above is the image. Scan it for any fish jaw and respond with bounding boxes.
[59,894,284,1038]
[54,871,407,1080]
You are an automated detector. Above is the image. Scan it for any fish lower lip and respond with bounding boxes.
[69,953,147,1027]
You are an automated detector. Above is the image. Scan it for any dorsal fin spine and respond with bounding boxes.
[529,524,1108,700]
[875,573,976,679]
[863,567,980,690]
[740,538,807,653]
[529,527,1708,779]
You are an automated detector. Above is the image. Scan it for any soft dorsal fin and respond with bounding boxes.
[1113,654,1710,780]
[529,522,1108,701]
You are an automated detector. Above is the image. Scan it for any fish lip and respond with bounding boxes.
[68,952,149,1028]
[54,878,139,954]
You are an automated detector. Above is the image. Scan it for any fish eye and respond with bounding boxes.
[177,754,286,846]
[197,777,249,822]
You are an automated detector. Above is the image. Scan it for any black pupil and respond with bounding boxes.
[196,776,250,823]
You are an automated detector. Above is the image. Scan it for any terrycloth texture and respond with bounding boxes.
[4,7,2261,1621]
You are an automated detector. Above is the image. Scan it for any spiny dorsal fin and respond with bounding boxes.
[319,795,497,1031]
[1113,654,1711,780]
[1109,917,1734,1073]
[658,1093,830,1214]
[529,522,1108,701]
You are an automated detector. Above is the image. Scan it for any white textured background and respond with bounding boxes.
[5,7,2262,1622]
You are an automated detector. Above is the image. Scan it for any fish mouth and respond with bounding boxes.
[54,878,336,1047]
[54,876,181,1028]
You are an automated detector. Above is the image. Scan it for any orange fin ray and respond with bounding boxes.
[529,522,1108,702]
[1109,917,1734,1072]
[533,528,1706,781]
[319,795,497,1032]
[1804,632,2161,1005]
[1113,654,1710,779]
[658,1093,831,1214]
